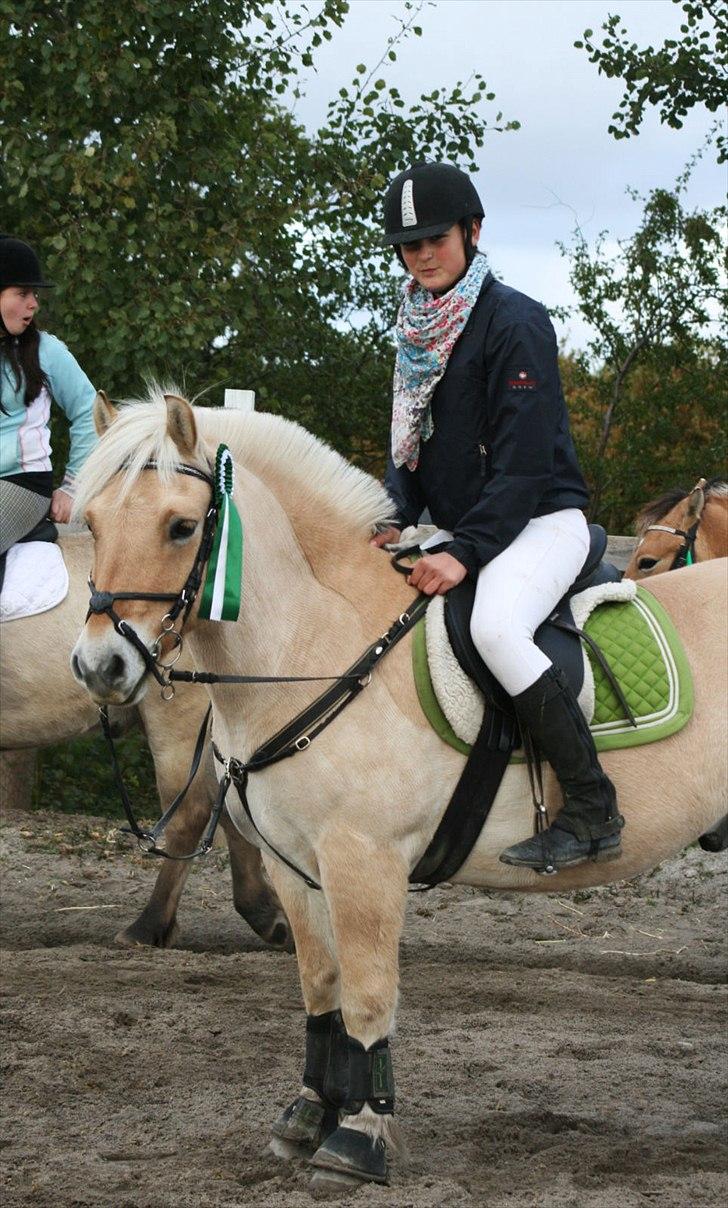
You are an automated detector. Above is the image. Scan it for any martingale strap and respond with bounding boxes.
[104,596,430,868]
[100,703,223,860]
[212,598,431,888]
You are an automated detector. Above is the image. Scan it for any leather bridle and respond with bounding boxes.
[86,461,217,698]
[639,519,700,571]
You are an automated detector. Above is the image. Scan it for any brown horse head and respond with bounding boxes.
[624,478,728,579]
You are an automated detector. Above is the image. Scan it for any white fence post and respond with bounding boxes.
[224,389,255,412]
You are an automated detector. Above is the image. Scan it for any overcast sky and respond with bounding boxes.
[291,0,724,351]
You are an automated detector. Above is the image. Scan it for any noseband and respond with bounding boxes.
[640,519,700,570]
[86,461,217,698]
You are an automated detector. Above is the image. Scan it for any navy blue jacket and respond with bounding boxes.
[385,272,589,577]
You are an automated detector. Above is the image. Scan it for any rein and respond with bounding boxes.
[88,459,429,870]
[99,599,429,871]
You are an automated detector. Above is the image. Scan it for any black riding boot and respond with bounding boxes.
[499,665,624,873]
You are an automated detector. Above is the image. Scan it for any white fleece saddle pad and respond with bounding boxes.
[0,542,69,623]
[425,578,638,746]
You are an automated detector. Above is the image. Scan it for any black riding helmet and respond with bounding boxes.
[382,162,484,246]
[0,236,54,290]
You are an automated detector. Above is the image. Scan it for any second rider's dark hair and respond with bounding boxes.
[0,317,48,412]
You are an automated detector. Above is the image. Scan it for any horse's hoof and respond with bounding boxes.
[113,918,179,949]
[310,1126,389,1187]
[270,1097,336,1156]
[309,1167,367,1195]
[269,1135,306,1162]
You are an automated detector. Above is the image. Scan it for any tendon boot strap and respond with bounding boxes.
[303,1011,339,1100]
[322,1010,350,1110]
[342,1036,395,1116]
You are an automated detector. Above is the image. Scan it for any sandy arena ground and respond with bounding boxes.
[0,807,726,1208]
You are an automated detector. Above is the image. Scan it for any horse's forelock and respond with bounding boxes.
[633,478,728,536]
[633,487,689,536]
[72,387,210,518]
[704,478,728,499]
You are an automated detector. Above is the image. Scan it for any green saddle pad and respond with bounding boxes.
[412,585,694,755]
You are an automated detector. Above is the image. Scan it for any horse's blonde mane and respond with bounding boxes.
[73,385,395,538]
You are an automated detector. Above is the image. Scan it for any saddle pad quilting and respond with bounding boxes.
[582,585,693,749]
[413,584,693,755]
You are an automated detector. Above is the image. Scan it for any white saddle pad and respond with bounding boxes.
[0,542,69,623]
[425,578,637,747]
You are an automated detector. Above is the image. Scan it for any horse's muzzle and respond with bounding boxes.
[71,631,151,706]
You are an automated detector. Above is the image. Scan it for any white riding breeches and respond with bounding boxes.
[428,508,588,698]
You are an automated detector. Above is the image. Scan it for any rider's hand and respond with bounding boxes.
[407,552,468,595]
[370,526,401,548]
[50,488,73,524]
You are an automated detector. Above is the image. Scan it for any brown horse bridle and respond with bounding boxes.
[638,477,707,571]
[639,518,700,570]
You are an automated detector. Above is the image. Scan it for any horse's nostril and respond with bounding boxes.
[108,654,126,682]
[71,653,83,680]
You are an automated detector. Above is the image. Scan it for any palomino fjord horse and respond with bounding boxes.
[71,390,727,1190]
[624,478,728,580]
[0,530,291,951]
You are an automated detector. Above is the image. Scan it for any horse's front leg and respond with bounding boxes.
[264,860,344,1159]
[220,813,293,951]
[309,831,409,1190]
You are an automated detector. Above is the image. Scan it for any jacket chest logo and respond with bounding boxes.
[507,368,537,391]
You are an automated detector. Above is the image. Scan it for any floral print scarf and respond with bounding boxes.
[391,252,489,471]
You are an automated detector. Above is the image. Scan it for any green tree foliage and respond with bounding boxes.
[560,161,726,529]
[1,0,518,474]
[33,729,156,818]
[576,0,728,162]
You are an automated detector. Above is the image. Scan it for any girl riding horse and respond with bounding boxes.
[0,235,97,589]
[372,162,623,873]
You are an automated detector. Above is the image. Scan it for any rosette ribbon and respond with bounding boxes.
[198,444,243,622]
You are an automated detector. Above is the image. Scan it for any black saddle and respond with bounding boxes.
[399,524,624,888]
[443,524,621,720]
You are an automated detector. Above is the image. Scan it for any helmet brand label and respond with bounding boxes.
[401,179,417,227]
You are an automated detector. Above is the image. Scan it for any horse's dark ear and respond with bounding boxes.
[164,393,197,458]
[687,478,707,522]
[93,390,119,436]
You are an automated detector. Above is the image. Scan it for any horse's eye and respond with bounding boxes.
[637,556,659,572]
[169,518,198,542]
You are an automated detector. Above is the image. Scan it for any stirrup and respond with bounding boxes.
[499,824,623,874]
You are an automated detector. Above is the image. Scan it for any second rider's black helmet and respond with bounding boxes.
[383,162,484,246]
[0,236,54,290]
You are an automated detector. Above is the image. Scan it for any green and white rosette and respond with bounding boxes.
[198,445,243,622]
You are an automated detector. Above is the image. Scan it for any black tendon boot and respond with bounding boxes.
[270,1011,343,1152]
[500,665,624,873]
